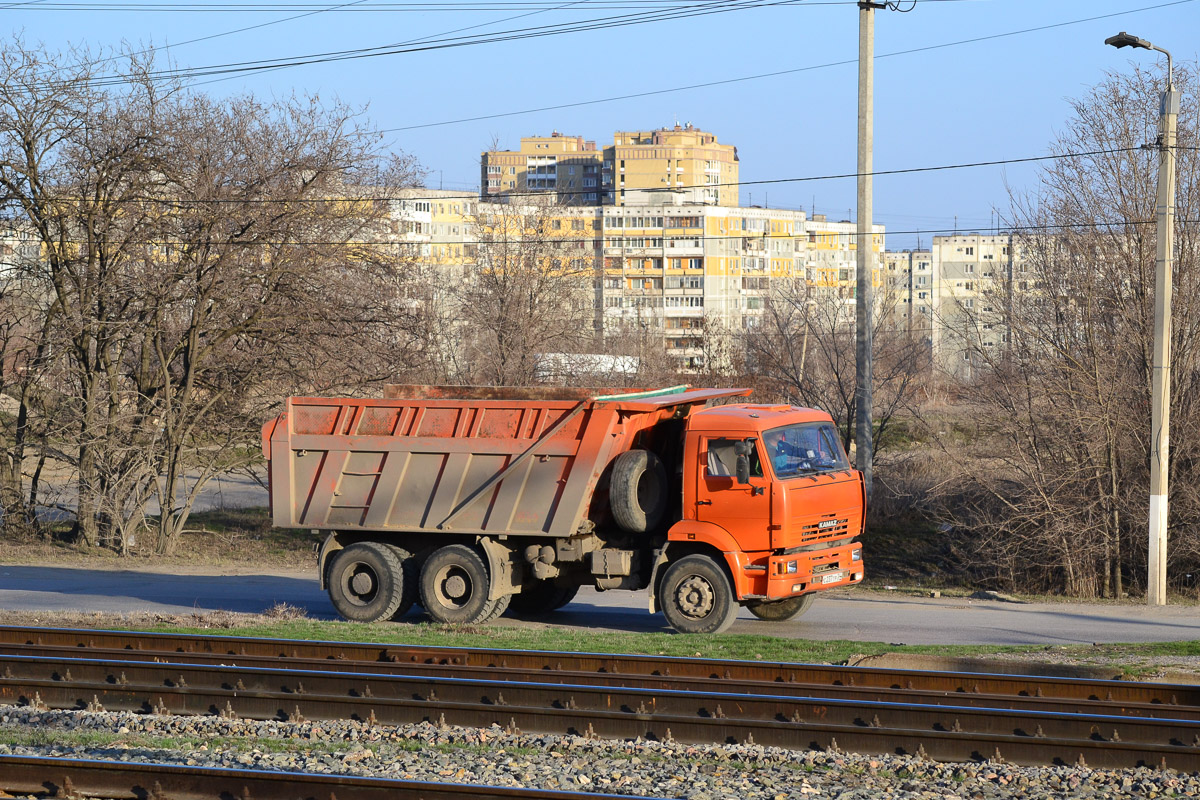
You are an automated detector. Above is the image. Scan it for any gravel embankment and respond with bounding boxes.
[2,705,1196,799]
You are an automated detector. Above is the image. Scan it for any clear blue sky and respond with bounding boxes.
[6,0,1196,249]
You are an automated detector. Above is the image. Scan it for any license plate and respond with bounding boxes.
[819,572,845,584]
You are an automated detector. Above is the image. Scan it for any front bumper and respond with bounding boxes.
[765,541,862,600]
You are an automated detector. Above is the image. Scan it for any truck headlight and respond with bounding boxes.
[852,548,862,562]
[786,560,798,574]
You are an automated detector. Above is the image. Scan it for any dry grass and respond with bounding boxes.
[0,507,315,570]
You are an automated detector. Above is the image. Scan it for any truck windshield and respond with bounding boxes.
[763,422,849,479]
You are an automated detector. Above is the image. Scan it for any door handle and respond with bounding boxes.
[696,500,713,505]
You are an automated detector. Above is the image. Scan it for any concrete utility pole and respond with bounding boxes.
[856,1,885,499]
[1105,32,1178,606]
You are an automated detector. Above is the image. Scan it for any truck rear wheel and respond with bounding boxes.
[746,594,814,621]
[419,545,506,625]
[327,542,407,623]
[507,581,579,617]
[610,449,668,533]
[385,545,419,620]
[659,555,739,634]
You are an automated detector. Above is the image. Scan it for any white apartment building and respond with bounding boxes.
[930,233,1018,378]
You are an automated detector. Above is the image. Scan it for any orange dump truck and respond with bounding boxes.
[262,385,864,633]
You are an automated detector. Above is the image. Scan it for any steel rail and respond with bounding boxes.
[2,625,1195,706]
[0,754,658,800]
[4,638,1193,722]
[0,652,1198,770]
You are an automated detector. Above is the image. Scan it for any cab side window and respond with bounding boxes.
[706,439,737,477]
[706,438,762,479]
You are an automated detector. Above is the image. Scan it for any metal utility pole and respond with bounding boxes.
[1105,32,1178,605]
[856,1,885,499]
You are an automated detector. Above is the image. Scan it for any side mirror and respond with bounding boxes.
[735,453,750,484]
[734,439,755,485]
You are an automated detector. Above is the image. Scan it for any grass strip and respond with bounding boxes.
[110,618,1200,675]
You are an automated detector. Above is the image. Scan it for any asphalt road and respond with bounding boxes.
[1,564,1198,645]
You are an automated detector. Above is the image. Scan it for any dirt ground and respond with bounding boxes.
[0,508,316,571]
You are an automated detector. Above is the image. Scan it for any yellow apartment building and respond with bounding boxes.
[480,124,738,208]
[389,188,884,372]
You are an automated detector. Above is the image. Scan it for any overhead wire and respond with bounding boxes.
[70,0,814,88]
[4,145,1138,205]
[383,0,1197,132]
[188,0,600,88]
[1,218,1187,248]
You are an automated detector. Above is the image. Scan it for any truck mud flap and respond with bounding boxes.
[645,546,670,614]
[479,537,519,601]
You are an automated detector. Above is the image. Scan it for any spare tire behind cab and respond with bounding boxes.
[610,449,668,533]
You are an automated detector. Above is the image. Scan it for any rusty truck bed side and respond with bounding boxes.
[263,387,749,538]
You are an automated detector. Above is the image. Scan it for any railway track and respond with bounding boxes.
[0,625,1197,771]
[0,754,655,800]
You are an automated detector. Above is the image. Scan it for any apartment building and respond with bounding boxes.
[607,125,738,207]
[480,124,738,208]
[930,233,1016,377]
[803,214,886,300]
[596,203,806,367]
[882,248,935,339]
[384,191,880,371]
[480,132,603,205]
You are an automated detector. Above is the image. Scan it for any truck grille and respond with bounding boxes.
[800,519,849,541]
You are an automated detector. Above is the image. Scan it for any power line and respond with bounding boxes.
[38,144,1141,205]
[189,0,598,88]
[2,216,1187,248]
[6,0,977,8]
[0,144,1182,214]
[74,0,803,88]
[384,0,1197,132]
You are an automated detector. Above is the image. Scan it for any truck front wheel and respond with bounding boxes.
[327,542,407,623]
[746,594,814,621]
[420,544,510,624]
[659,555,739,634]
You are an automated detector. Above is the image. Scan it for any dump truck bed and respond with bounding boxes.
[263,386,748,538]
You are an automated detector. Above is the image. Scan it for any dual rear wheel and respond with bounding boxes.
[327,542,513,625]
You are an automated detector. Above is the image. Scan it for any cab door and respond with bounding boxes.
[695,436,772,552]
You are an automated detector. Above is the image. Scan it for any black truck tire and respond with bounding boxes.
[507,581,580,617]
[419,544,506,624]
[659,554,739,634]
[746,593,814,621]
[385,544,420,620]
[610,449,668,533]
[327,542,408,623]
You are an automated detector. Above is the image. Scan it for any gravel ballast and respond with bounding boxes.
[2,704,1197,799]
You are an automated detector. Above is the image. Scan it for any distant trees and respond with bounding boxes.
[746,278,928,458]
[448,199,596,386]
[0,39,424,552]
[931,64,1200,597]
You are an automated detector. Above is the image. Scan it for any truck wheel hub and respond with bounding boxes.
[676,576,715,618]
[350,570,375,597]
[444,574,468,599]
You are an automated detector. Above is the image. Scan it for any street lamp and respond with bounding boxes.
[1105,31,1179,606]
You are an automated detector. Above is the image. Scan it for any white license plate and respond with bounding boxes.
[819,572,845,584]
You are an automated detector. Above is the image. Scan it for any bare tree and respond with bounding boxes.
[0,39,426,552]
[747,278,928,457]
[932,63,1199,597]
[452,199,595,386]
